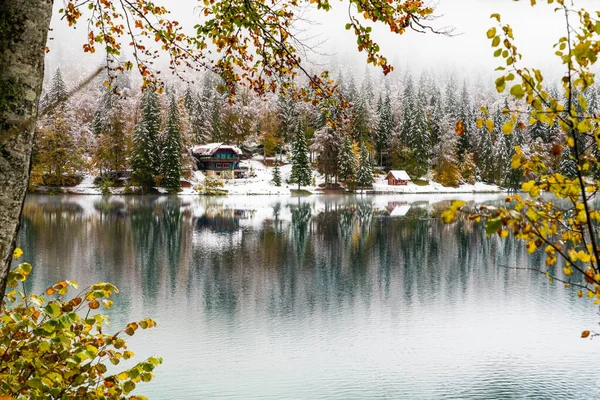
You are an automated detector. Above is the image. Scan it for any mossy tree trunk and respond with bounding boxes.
[0,0,53,298]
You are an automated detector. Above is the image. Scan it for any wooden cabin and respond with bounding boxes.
[385,170,411,186]
[191,143,245,178]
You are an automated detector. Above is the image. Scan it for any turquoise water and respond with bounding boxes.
[17,194,600,399]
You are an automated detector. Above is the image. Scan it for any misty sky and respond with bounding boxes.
[46,0,595,84]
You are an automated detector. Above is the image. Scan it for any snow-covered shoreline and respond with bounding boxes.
[31,159,504,196]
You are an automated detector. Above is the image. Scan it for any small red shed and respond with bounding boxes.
[385,170,411,186]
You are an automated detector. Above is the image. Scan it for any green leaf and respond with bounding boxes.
[43,303,61,318]
[510,84,525,98]
[123,380,136,394]
[487,27,497,38]
[486,217,503,236]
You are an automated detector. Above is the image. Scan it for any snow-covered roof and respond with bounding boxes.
[191,143,243,156]
[390,205,411,217]
[386,170,411,180]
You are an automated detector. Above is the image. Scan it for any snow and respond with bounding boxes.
[191,142,243,155]
[372,179,501,194]
[386,170,411,181]
[34,160,503,196]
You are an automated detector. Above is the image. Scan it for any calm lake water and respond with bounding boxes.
[17,194,600,399]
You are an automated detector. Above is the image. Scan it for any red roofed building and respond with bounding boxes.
[385,170,411,186]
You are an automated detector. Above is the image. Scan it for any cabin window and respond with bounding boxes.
[216,163,222,168]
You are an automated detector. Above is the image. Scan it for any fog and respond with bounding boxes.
[45,0,596,86]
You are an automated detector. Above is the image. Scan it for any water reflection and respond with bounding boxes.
[17,194,600,399]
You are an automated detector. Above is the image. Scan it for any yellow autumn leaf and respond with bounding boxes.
[485,119,494,133]
[12,248,23,259]
[502,120,514,135]
[563,266,573,276]
[522,180,535,192]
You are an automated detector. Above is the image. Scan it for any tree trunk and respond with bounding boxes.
[0,0,54,299]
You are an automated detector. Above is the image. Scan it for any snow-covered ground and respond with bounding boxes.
[371,180,502,194]
[36,158,503,196]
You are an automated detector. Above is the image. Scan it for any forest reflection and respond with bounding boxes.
[18,194,540,319]
[18,194,600,399]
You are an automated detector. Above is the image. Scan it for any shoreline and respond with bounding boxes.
[28,185,505,196]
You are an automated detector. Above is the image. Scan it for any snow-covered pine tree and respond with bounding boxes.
[131,89,162,189]
[361,67,375,106]
[560,145,578,178]
[41,68,69,113]
[272,161,282,186]
[443,76,459,124]
[210,80,225,141]
[92,86,115,136]
[491,106,508,184]
[428,91,444,151]
[456,81,473,158]
[183,85,196,113]
[345,72,357,103]
[338,135,356,182]
[472,107,494,182]
[375,91,394,166]
[161,94,183,189]
[410,83,431,179]
[290,124,312,189]
[400,74,415,142]
[352,93,372,143]
[277,91,297,143]
[356,141,374,190]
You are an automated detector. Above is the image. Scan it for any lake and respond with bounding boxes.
[17,194,600,399]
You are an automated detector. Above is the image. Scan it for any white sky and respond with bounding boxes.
[46,0,596,85]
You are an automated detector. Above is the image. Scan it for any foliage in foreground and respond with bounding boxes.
[444,0,600,339]
[0,249,161,399]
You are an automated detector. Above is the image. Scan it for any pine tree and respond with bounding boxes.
[444,76,459,124]
[277,92,297,143]
[161,94,182,189]
[410,85,431,179]
[338,135,356,182]
[345,72,357,103]
[92,86,115,136]
[428,92,444,151]
[41,68,69,113]
[375,91,393,166]
[400,75,415,142]
[183,85,196,113]
[352,93,372,142]
[356,141,374,189]
[560,145,578,178]
[456,82,473,158]
[131,89,162,188]
[290,124,312,189]
[491,106,508,184]
[272,161,282,186]
[361,67,375,105]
